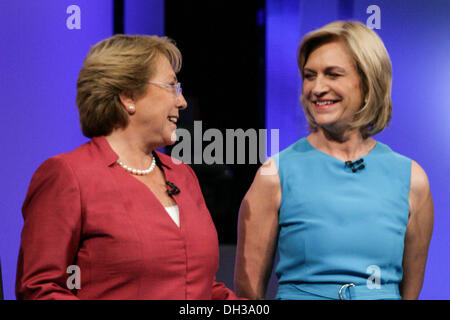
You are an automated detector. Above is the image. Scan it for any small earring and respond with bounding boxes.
[129,105,135,114]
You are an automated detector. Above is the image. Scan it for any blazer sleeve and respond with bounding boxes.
[16,157,82,300]
[212,279,242,300]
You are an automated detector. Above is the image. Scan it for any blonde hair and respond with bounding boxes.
[76,34,182,138]
[298,21,392,138]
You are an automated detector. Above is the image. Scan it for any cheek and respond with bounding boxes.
[301,85,312,105]
[301,94,312,112]
[349,80,363,100]
[302,83,311,96]
[351,82,361,94]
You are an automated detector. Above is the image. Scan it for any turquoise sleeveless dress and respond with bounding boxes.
[273,138,411,300]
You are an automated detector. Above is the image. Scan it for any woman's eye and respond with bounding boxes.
[329,73,341,78]
[304,74,315,79]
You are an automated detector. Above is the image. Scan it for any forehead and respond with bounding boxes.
[304,40,356,70]
[152,54,176,80]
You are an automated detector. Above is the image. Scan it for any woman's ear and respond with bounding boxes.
[119,92,136,115]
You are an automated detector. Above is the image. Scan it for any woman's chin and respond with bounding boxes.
[157,132,177,148]
[313,112,349,128]
[314,117,339,127]
[155,130,178,147]
[170,130,178,143]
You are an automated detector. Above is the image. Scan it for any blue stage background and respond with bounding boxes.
[0,0,448,299]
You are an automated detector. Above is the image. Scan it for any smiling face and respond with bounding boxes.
[302,40,364,133]
[127,54,187,148]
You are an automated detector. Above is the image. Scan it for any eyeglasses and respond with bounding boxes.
[148,81,182,98]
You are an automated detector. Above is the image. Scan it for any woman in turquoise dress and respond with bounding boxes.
[234,21,434,300]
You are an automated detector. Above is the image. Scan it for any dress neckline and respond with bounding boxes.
[303,137,379,164]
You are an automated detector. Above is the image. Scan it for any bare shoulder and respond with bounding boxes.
[254,158,281,189]
[410,160,430,196]
[411,160,429,185]
[251,158,282,201]
[409,160,433,217]
[242,157,282,212]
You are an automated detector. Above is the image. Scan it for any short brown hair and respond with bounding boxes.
[76,34,182,138]
[298,21,392,138]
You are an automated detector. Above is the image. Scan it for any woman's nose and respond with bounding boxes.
[312,76,329,96]
[177,93,188,110]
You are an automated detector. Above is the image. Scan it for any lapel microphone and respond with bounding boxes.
[345,158,365,173]
[166,181,180,196]
[153,154,180,196]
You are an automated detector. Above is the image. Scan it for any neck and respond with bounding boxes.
[105,128,156,169]
[308,127,375,162]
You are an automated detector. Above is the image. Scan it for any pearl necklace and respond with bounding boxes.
[117,156,156,175]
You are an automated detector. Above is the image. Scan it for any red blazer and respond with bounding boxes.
[16,136,238,300]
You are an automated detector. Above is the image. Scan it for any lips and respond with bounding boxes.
[312,99,340,109]
[168,116,178,124]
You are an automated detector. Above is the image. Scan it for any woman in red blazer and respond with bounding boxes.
[16,34,238,300]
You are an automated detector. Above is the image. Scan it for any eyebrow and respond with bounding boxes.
[162,75,177,83]
[304,66,346,73]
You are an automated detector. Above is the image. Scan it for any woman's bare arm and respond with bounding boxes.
[234,158,281,299]
[400,160,434,299]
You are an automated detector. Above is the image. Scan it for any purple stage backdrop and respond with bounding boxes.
[266,0,450,299]
[0,0,448,300]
